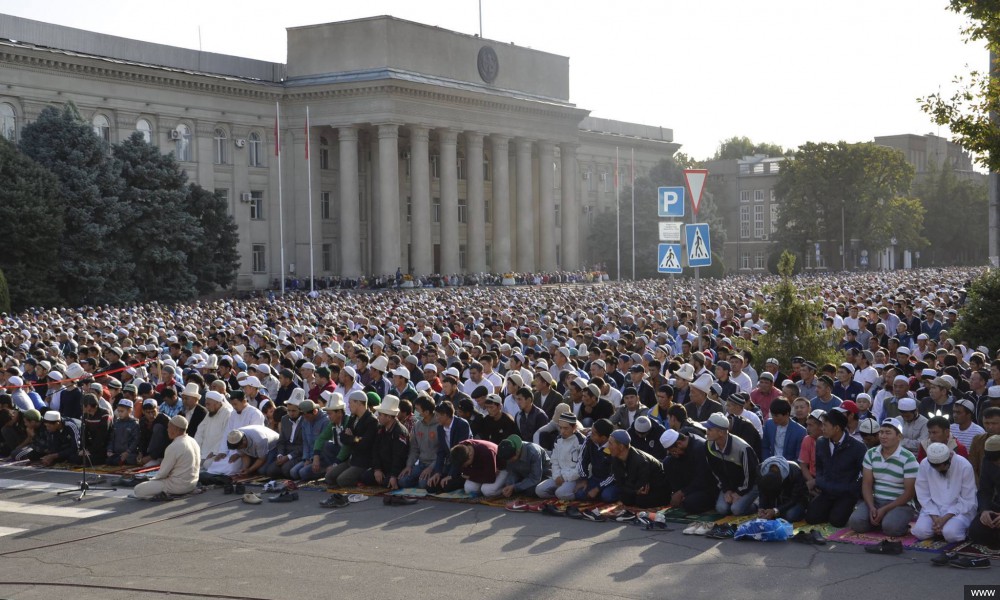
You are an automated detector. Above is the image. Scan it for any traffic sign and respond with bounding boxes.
[657,244,683,273]
[657,186,685,217]
[685,223,712,267]
[684,169,708,216]
[658,222,681,242]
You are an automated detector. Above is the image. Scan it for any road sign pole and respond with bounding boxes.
[695,267,701,337]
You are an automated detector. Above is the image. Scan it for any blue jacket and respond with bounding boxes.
[814,433,866,497]
[300,411,329,461]
[433,416,473,476]
[761,419,807,461]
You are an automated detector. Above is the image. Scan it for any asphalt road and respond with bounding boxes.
[0,467,995,600]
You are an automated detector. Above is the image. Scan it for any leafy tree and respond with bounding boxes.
[184,183,241,294]
[752,251,844,372]
[912,162,988,265]
[952,268,1000,353]
[0,137,64,309]
[0,269,10,315]
[19,103,136,305]
[919,1,1000,170]
[713,136,787,161]
[114,132,199,302]
[773,141,926,268]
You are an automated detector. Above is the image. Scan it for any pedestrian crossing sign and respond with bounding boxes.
[685,223,712,267]
[657,244,683,273]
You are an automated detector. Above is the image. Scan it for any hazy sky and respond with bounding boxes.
[0,1,985,160]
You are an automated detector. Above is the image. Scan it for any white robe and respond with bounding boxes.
[205,404,264,476]
[194,401,234,461]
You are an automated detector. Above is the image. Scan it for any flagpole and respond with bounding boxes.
[631,147,635,281]
[615,146,620,281]
[276,101,285,297]
[306,106,314,292]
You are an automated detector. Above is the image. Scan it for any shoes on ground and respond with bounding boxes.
[542,503,567,517]
[223,484,235,495]
[565,506,583,519]
[242,493,262,505]
[347,494,369,503]
[148,491,174,502]
[705,524,736,539]
[506,500,528,512]
[931,551,957,566]
[268,491,299,503]
[615,510,638,523]
[383,495,418,506]
[581,509,607,522]
[864,540,903,555]
[234,483,246,495]
[320,494,349,509]
[948,556,991,569]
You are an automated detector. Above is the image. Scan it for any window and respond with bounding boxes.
[458,197,467,223]
[459,245,467,270]
[602,171,612,192]
[770,189,776,202]
[249,191,264,220]
[175,123,192,161]
[457,157,466,181]
[589,169,597,192]
[739,163,751,175]
[769,162,781,174]
[248,132,263,167]
[554,203,561,226]
[740,206,750,240]
[136,118,153,144]
[214,128,228,165]
[770,204,779,233]
[433,197,440,223]
[252,244,266,273]
[740,190,751,203]
[0,103,15,141]
[755,251,765,270]
[319,137,329,170]
[321,192,331,220]
[406,196,412,223]
[753,163,765,174]
[484,198,491,223]
[322,243,332,271]
[754,205,764,238]
[754,189,764,202]
[483,157,491,181]
[92,114,111,144]
[431,155,440,179]
[741,252,750,270]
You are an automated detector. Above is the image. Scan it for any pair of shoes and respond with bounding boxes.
[565,506,583,519]
[948,556,991,569]
[931,551,958,566]
[683,522,714,535]
[223,484,235,495]
[634,513,652,528]
[320,494,349,509]
[705,524,736,539]
[506,500,529,512]
[383,495,418,506]
[268,491,299,503]
[148,492,174,502]
[262,480,288,493]
[347,494,368,503]
[242,493,262,505]
[542,503,567,516]
[234,483,246,495]
[864,540,904,555]
[582,509,607,522]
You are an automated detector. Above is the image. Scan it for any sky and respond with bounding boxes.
[0,0,986,161]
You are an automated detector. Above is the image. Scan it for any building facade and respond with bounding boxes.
[0,15,679,289]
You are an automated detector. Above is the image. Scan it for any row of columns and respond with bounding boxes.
[335,124,579,278]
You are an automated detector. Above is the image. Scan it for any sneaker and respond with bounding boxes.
[234,483,246,495]
[223,484,234,495]
[346,494,369,503]
[268,491,299,503]
[693,522,714,536]
[931,551,957,566]
[320,494,349,508]
[864,540,904,555]
[542,503,566,517]
[581,509,607,522]
[705,524,732,539]
[634,514,652,528]
[383,495,418,506]
[683,522,701,535]
[506,500,529,512]
[615,510,638,523]
[526,502,546,513]
[948,556,991,569]
[242,493,262,505]
[565,506,584,519]
[148,491,174,502]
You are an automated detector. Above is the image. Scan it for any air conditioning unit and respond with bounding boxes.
[239,192,252,203]
[761,234,769,241]
[235,138,246,148]
[169,129,181,140]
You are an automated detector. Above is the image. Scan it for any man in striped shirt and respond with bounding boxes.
[849,417,918,554]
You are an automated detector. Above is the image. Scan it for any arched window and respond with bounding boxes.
[92,114,111,143]
[248,132,263,167]
[175,123,192,161]
[136,118,153,144]
[0,103,16,141]
[214,128,228,165]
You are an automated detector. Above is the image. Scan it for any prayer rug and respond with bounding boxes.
[826,527,958,553]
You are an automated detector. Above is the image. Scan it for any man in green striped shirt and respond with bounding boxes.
[848,416,917,553]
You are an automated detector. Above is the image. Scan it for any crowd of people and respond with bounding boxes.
[0,267,998,561]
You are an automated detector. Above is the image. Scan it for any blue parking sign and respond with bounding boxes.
[657,187,685,218]
[685,223,712,267]
[657,244,683,273]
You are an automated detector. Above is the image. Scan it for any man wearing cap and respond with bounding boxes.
[756,456,809,522]
[911,443,977,544]
[805,410,866,527]
[536,413,585,500]
[685,374,724,423]
[265,396,303,479]
[195,390,233,463]
[325,390,378,488]
[833,363,864,402]
[497,434,550,498]
[388,367,418,403]
[107,399,140,466]
[920,376,956,421]
[477,394,518,445]
[203,391,265,479]
[574,419,620,502]
[180,383,207,438]
[611,387,647,431]
[134,416,200,500]
[877,373,914,422]
[761,399,807,461]
[28,411,82,467]
[750,372,781,420]
[360,395,409,490]
[627,364,657,409]
[309,392,348,481]
[608,429,669,508]
[849,417,918,548]
[532,371,563,419]
[796,361,819,401]
[857,417,881,449]
[137,399,171,467]
[970,436,1000,548]
[662,428,717,513]
[627,415,668,460]
[226,424,280,479]
[292,398,329,480]
[703,412,759,516]
[950,398,985,451]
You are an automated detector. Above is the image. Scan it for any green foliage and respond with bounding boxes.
[713,136,788,161]
[767,249,802,275]
[19,103,137,306]
[184,183,241,294]
[753,251,844,372]
[912,162,988,265]
[773,141,926,267]
[0,269,10,315]
[0,137,64,310]
[952,268,1000,353]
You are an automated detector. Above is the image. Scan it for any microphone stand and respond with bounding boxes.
[57,411,116,501]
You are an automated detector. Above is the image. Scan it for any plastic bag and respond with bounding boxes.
[733,518,794,541]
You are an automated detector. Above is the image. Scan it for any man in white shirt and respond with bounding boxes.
[203,391,264,478]
[195,389,233,462]
[729,354,753,395]
[950,399,985,449]
[910,443,977,543]
[134,415,201,500]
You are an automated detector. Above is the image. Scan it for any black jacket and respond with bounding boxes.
[37,418,82,462]
[684,398,724,422]
[371,420,409,478]
[59,388,84,421]
[729,414,762,459]
[82,408,112,461]
[613,446,669,496]
[184,404,208,438]
[758,461,810,516]
[627,419,668,460]
[706,433,759,495]
[814,433,866,497]
[578,438,615,487]
[138,413,170,459]
[475,412,518,445]
[663,435,717,498]
[341,411,379,469]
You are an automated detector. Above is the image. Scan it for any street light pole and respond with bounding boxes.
[841,203,846,271]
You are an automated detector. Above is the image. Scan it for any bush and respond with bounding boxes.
[952,268,1000,354]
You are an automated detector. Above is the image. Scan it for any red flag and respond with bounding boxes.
[304,107,310,160]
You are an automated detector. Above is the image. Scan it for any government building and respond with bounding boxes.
[0,14,679,289]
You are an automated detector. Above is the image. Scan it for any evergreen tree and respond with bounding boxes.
[0,137,64,309]
[0,268,10,315]
[952,268,1000,354]
[184,184,241,294]
[114,132,199,302]
[19,103,136,305]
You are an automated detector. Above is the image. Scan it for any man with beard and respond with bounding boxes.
[195,390,233,464]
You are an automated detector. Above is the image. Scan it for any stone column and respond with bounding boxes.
[560,143,580,270]
[537,141,556,271]
[439,128,459,275]
[515,138,535,272]
[338,127,361,277]
[490,135,511,273]
[376,123,402,276]
[465,131,486,274]
[409,126,432,276]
